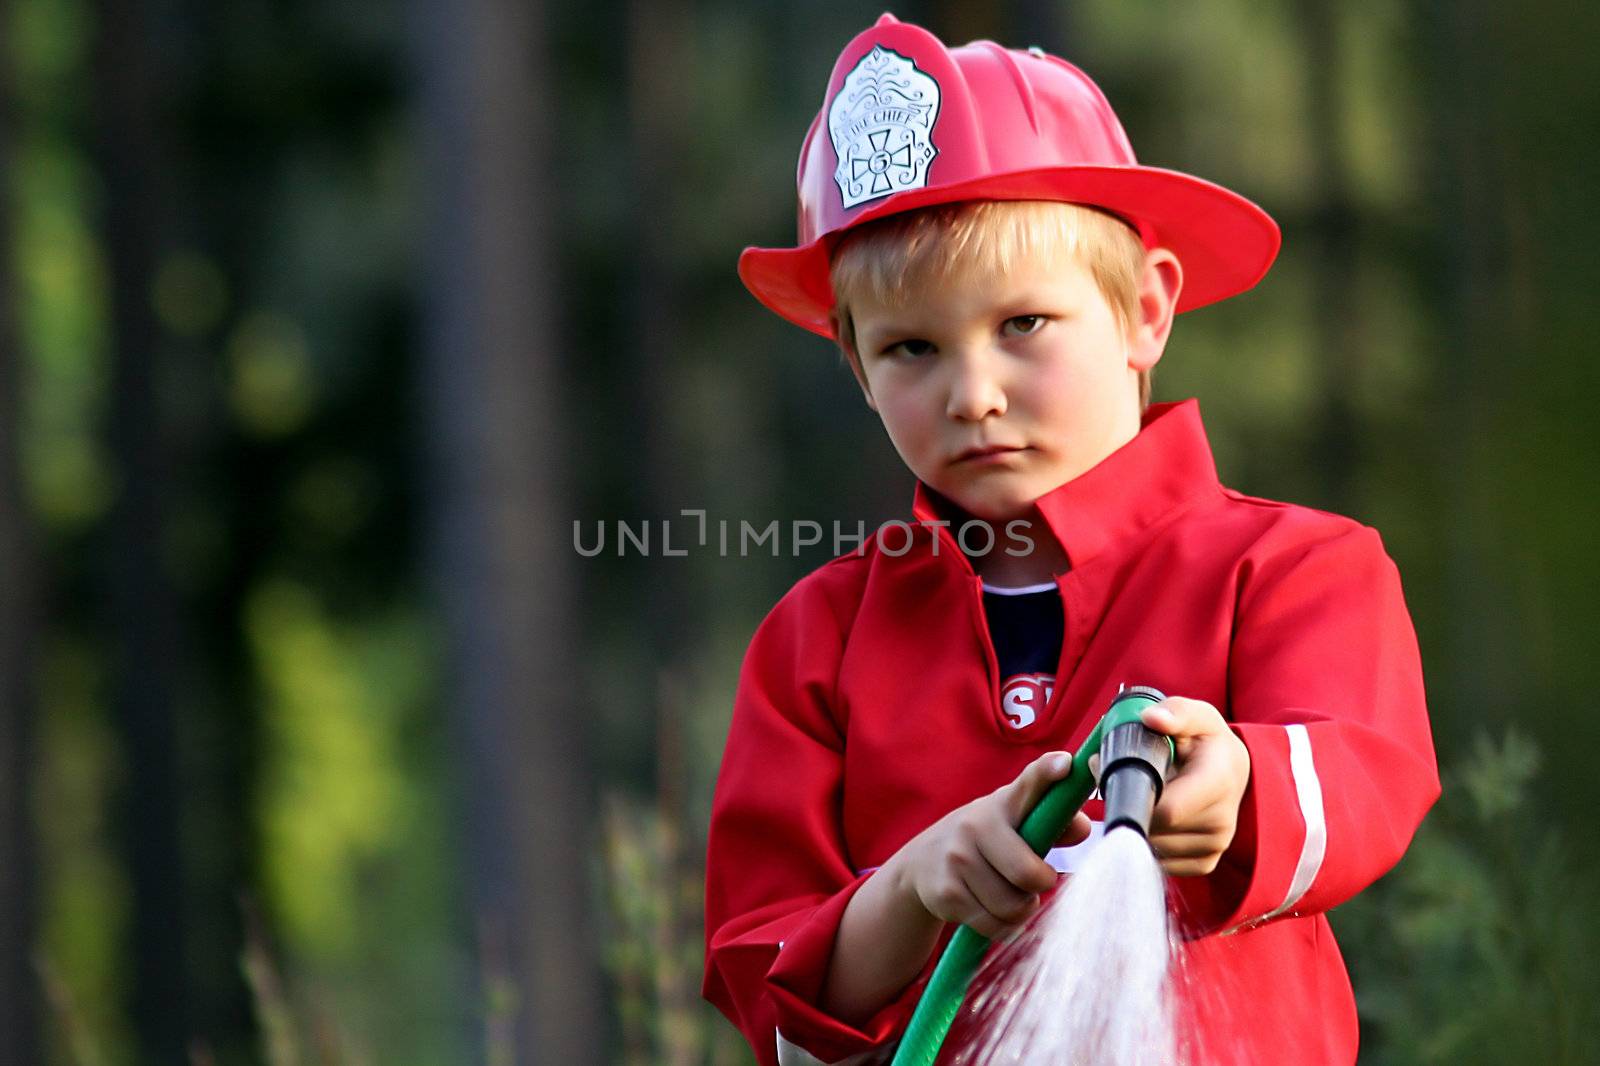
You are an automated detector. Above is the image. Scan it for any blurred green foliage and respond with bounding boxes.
[1337,731,1600,1064]
[35,637,129,1062]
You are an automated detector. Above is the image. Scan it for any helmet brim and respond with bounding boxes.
[738,164,1281,340]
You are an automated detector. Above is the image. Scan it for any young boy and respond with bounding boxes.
[703,15,1439,1066]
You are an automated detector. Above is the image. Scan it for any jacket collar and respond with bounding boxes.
[910,398,1222,569]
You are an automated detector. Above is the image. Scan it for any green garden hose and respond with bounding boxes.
[887,686,1169,1066]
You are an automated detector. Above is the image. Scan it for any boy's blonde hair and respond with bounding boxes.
[829,200,1153,409]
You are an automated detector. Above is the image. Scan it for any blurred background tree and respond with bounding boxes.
[0,0,45,1057]
[1,0,1596,1064]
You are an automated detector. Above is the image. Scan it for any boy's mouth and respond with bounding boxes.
[953,444,1028,465]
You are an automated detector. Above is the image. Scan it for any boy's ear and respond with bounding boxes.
[832,312,878,411]
[1127,248,1183,373]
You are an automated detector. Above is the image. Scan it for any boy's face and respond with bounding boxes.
[842,245,1178,525]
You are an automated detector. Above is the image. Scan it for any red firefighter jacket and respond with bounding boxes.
[702,399,1440,1065]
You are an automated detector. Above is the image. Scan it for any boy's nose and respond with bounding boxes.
[945,350,1008,421]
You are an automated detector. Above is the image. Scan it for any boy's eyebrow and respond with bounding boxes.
[851,313,923,341]
[860,319,921,339]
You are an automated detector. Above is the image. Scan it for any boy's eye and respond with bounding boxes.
[1004,315,1046,337]
[883,338,934,358]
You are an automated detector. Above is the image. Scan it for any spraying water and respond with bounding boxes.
[956,827,1178,1066]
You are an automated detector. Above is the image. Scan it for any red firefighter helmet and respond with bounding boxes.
[739,13,1281,339]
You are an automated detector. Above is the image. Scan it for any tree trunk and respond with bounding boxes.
[625,0,694,761]
[0,5,43,1058]
[619,11,710,1056]
[409,0,604,1061]
[92,1,190,1060]
[1419,0,1511,727]
[1294,0,1362,511]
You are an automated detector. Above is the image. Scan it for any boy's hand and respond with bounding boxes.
[1138,697,1251,877]
[884,751,1092,938]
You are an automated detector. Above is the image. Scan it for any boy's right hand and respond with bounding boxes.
[883,750,1090,938]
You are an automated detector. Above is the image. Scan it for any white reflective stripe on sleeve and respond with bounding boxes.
[1223,723,1327,934]
[776,1031,892,1066]
[1271,723,1327,917]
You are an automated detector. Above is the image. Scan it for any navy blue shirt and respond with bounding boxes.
[981,582,1064,731]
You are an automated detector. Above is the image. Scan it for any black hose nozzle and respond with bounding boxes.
[1099,721,1175,838]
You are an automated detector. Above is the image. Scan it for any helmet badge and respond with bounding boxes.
[827,46,941,210]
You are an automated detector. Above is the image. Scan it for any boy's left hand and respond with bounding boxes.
[1136,697,1251,877]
